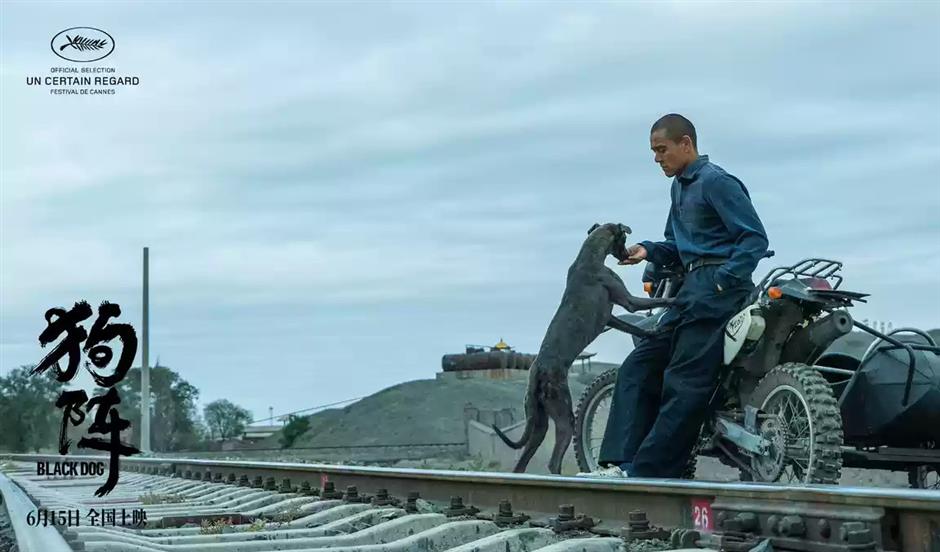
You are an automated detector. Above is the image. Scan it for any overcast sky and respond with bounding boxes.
[2,1,938,429]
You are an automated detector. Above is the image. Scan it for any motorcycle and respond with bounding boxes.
[573,256,940,486]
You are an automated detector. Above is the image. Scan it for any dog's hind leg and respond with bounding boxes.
[545,394,576,474]
[512,406,549,473]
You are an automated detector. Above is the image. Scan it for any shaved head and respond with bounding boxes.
[650,113,697,149]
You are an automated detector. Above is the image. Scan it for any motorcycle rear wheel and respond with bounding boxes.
[747,362,844,485]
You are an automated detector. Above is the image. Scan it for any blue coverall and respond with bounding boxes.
[598,154,769,478]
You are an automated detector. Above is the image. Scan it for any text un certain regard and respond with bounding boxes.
[37,76,139,86]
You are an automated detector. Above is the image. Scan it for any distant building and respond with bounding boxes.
[574,351,596,373]
[241,424,282,441]
[438,337,596,380]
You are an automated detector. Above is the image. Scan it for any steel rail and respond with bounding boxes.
[0,470,73,552]
[6,453,940,550]
[8,453,940,510]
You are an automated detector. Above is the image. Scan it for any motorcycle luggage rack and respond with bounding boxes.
[756,257,936,408]
[757,257,844,292]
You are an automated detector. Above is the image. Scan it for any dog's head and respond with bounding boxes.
[587,222,632,261]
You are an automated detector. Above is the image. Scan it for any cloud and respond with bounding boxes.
[2,1,938,420]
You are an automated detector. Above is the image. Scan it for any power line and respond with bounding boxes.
[249,396,367,425]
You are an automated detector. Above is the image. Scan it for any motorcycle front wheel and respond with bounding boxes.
[574,368,617,473]
[573,368,697,479]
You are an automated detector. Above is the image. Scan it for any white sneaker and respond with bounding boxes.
[575,465,627,478]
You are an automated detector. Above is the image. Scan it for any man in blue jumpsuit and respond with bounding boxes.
[587,114,769,479]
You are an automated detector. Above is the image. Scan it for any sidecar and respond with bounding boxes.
[815,327,940,486]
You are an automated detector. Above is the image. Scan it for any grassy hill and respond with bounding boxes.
[264,362,620,449]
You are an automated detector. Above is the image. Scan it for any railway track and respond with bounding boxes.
[1,454,939,552]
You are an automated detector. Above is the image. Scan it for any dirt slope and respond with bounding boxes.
[268,363,619,449]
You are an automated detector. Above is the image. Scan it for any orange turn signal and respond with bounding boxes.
[767,287,783,300]
[643,282,653,294]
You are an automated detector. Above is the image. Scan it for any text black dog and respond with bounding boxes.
[493,222,673,473]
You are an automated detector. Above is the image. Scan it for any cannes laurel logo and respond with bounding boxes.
[51,27,115,63]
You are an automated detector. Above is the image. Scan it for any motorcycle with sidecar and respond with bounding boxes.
[573,255,940,487]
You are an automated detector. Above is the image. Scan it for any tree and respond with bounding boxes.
[279,414,311,449]
[115,364,205,452]
[0,366,67,453]
[203,399,252,441]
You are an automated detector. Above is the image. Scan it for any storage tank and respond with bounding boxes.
[441,338,536,372]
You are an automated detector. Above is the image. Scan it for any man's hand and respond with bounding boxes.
[618,244,647,265]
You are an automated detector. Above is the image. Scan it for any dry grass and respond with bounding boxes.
[199,517,234,535]
[139,493,185,505]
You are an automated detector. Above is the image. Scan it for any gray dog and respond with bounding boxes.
[492,222,673,474]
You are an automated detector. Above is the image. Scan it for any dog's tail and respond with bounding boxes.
[492,423,525,449]
[491,381,541,449]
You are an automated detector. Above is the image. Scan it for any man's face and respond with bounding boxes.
[650,129,692,178]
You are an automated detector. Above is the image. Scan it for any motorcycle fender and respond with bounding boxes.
[724,304,763,364]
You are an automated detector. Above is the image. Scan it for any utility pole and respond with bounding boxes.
[141,247,151,453]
